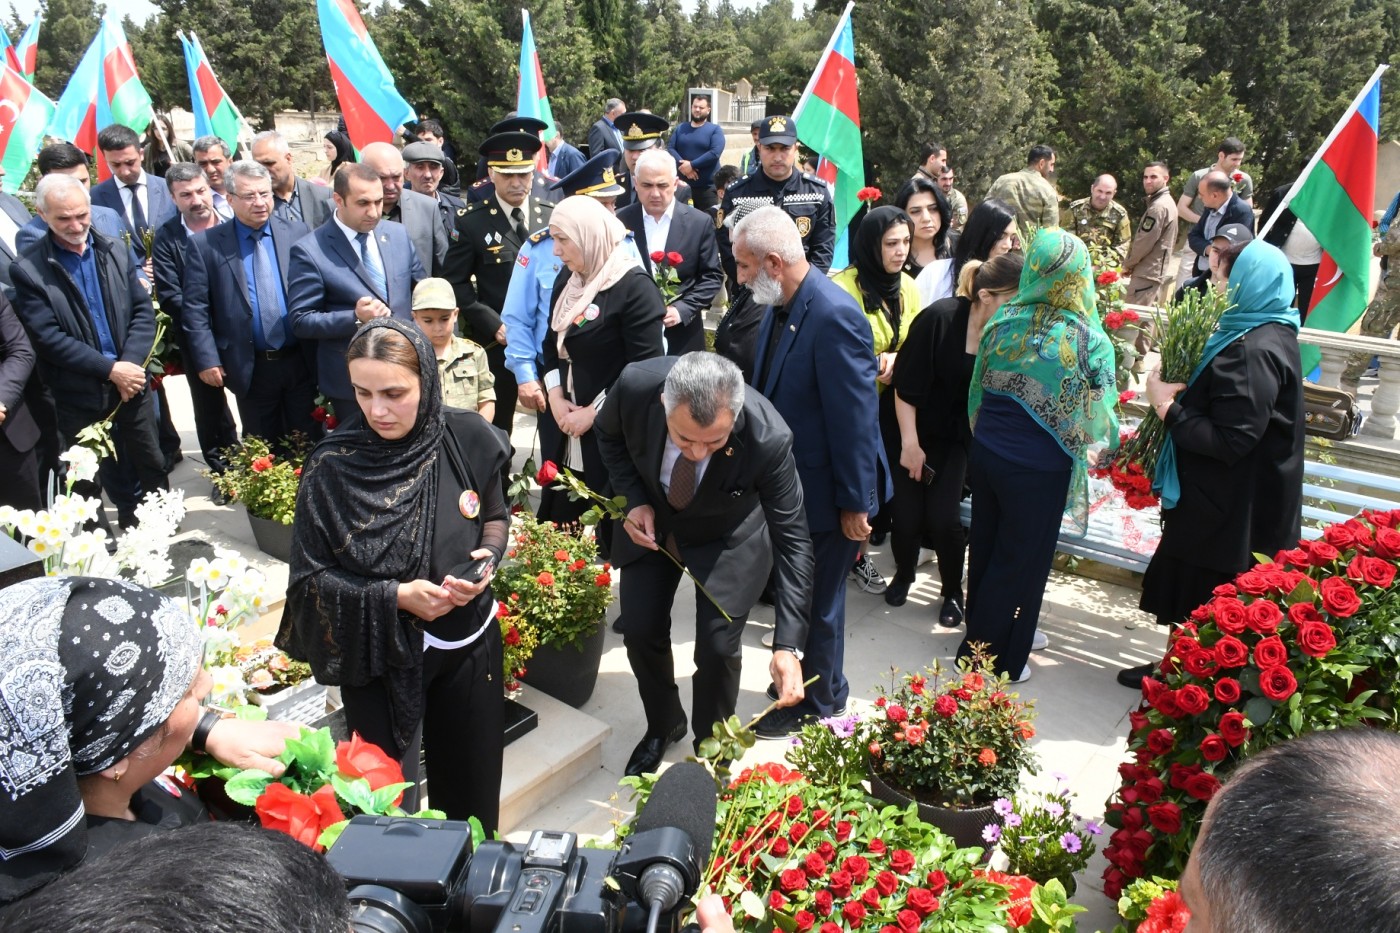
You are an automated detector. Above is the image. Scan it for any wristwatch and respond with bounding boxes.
[773,645,804,661]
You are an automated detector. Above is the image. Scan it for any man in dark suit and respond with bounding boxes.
[11,174,169,528]
[90,124,176,263]
[1188,170,1255,278]
[596,352,812,775]
[361,142,447,275]
[0,166,32,295]
[0,294,52,511]
[182,161,318,446]
[739,205,885,739]
[287,164,426,419]
[587,98,627,158]
[618,149,723,356]
[443,131,552,435]
[18,143,143,276]
[151,162,239,474]
[250,130,333,229]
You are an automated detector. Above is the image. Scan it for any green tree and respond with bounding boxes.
[580,0,629,95]
[527,0,604,140]
[33,0,102,100]
[727,0,830,116]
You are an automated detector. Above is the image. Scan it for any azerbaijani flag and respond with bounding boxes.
[9,15,39,82]
[793,1,862,270]
[181,32,246,154]
[47,15,152,181]
[515,9,556,173]
[0,59,54,193]
[318,0,415,152]
[1262,64,1387,372]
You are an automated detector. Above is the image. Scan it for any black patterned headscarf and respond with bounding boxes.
[0,576,203,903]
[279,317,445,753]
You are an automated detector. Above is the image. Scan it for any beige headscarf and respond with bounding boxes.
[549,195,642,354]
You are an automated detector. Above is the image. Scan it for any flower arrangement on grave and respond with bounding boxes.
[1102,510,1400,898]
[497,597,540,696]
[1111,877,1190,933]
[207,433,311,525]
[493,510,613,650]
[982,776,1101,894]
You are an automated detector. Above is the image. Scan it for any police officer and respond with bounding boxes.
[500,150,639,473]
[612,112,692,210]
[467,116,557,205]
[713,113,835,379]
[1124,161,1179,309]
[1064,174,1133,261]
[442,130,553,435]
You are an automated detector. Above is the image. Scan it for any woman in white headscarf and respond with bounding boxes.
[538,195,665,534]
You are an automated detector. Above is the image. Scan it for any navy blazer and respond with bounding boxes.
[617,200,723,355]
[286,217,426,399]
[11,229,156,413]
[751,267,887,534]
[91,173,177,257]
[1188,193,1256,261]
[182,215,311,397]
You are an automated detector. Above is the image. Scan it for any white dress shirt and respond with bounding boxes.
[119,171,151,229]
[334,212,385,274]
[642,198,676,258]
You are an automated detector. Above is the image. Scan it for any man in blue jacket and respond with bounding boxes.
[667,94,726,212]
[737,205,887,739]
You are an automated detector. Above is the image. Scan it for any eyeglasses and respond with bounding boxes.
[234,191,274,203]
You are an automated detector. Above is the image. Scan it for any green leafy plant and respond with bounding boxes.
[496,597,540,694]
[494,512,614,650]
[206,434,311,525]
[983,778,1101,891]
[1111,876,1189,933]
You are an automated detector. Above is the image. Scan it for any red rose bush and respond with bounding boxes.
[1102,510,1400,897]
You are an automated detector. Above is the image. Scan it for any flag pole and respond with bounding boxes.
[1257,63,1387,240]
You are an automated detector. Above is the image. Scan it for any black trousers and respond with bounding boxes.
[57,390,169,524]
[959,439,1070,678]
[620,548,749,747]
[486,344,517,436]
[154,381,182,461]
[890,442,968,599]
[186,374,239,471]
[237,354,320,449]
[339,621,504,835]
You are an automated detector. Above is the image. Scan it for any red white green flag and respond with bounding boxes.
[0,59,54,193]
[46,15,152,181]
[180,32,247,155]
[9,15,40,82]
[1261,64,1386,372]
[793,1,862,269]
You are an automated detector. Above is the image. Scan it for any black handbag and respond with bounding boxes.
[1302,382,1362,440]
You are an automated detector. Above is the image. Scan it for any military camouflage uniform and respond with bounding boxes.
[1063,197,1132,260]
[438,335,496,412]
[1124,187,1179,307]
[945,187,968,230]
[1344,230,1400,385]
[985,167,1060,230]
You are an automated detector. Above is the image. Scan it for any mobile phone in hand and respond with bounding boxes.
[463,556,495,584]
[921,464,937,486]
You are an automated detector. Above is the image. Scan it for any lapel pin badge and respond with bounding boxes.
[724,447,733,456]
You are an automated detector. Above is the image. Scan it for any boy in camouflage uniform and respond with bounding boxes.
[411,278,496,418]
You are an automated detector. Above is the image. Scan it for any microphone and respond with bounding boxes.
[611,762,718,919]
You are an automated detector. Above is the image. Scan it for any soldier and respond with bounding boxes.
[441,130,553,436]
[939,166,968,232]
[713,113,836,379]
[466,116,556,205]
[1343,227,1400,387]
[612,111,692,209]
[985,144,1060,231]
[1064,174,1132,261]
[1124,161,1179,308]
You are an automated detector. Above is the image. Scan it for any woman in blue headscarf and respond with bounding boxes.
[1120,239,1305,688]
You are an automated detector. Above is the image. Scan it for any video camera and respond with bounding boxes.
[326,762,717,933]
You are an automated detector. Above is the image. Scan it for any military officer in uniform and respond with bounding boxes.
[713,114,835,380]
[1124,161,1179,309]
[501,151,638,468]
[467,116,557,205]
[442,130,553,435]
[612,112,692,210]
[1063,174,1132,261]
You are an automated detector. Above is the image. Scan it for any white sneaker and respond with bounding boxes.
[1031,630,1049,651]
[1010,665,1032,684]
[852,554,888,594]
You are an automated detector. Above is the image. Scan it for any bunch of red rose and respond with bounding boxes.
[705,763,1033,931]
[1102,308,1141,333]
[651,251,684,304]
[1102,510,1400,898]
[1090,442,1159,511]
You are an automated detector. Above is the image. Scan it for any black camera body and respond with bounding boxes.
[327,815,688,933]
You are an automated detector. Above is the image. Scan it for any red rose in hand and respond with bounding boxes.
[535,460,560,485]
[1146,728,1176,755]
[842,855,870,883]
[1246,600,1283,635]
[828,869,854,898]
[650,250,665,263]
[874,869,898,896]
[1259,665,1298,701]
[311,405,328,422]
[1296,620,1337,658]
[1175,684,1210,716]
[1212,597,1248,634]
[1252,635,1288,669]
[337,734,406,804]
[255,782,345,850]
[926,870,948,896]
[667,251,683,266]
[889,849,915,874]
[1213,635,1248,668]
[1320,577,1362,617]
[896,909,920,933]
[905,888,939,917]
[1231,171,1244,182]
[779,868,808,893]
[1214,677,1242,704]
[1219,711,1249,747]
[1147,800,1183,834]
[841,902,868,927]
[1349,554,1397,588]
[1183,771,1222,801]
[1199,734,1228,762]
[813,890,834,915]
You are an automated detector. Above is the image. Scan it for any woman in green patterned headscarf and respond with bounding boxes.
[961,228,1118,681]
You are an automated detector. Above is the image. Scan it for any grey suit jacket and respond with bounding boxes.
[391,188,448,275]
[290,178,334,229]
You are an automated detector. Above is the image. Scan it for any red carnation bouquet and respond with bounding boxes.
[221,727,454,851]
[651,250,684,305]
[1102,509,1400,897]
[1091,287,1229,509]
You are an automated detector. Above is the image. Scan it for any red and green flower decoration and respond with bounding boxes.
[651,250,684,305]
[1102,510,1400,898]
[221,727,457,851]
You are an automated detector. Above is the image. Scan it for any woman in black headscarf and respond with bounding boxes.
[0,577,274,904]
[832,206,919,586]
[279,318,511,834]
[320,130,354,183]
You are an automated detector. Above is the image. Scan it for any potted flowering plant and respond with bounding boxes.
[1111,877,1189,933]
[862,652,1039,850]
[207,434,310,560]
[494,511,614,707]
[497,597,540,697]
[1101,509,1400,899]
[220,727,456,851]
[982,776,1101,895]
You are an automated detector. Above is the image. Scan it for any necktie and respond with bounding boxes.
[357,231,387,299]
[668,455,697,510]
[126,183,148,237]
[250,228,285,349]
[511,207,528,244]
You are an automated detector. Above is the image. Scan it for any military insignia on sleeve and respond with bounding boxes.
[795,215,812,237]
[714,207,724,229]
[1141,217,1156,232]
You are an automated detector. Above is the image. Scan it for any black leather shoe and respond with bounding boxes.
[1116,662,1156,690]
[624,719,687,777]
[884,574,914,607]
[938,596,964,627]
